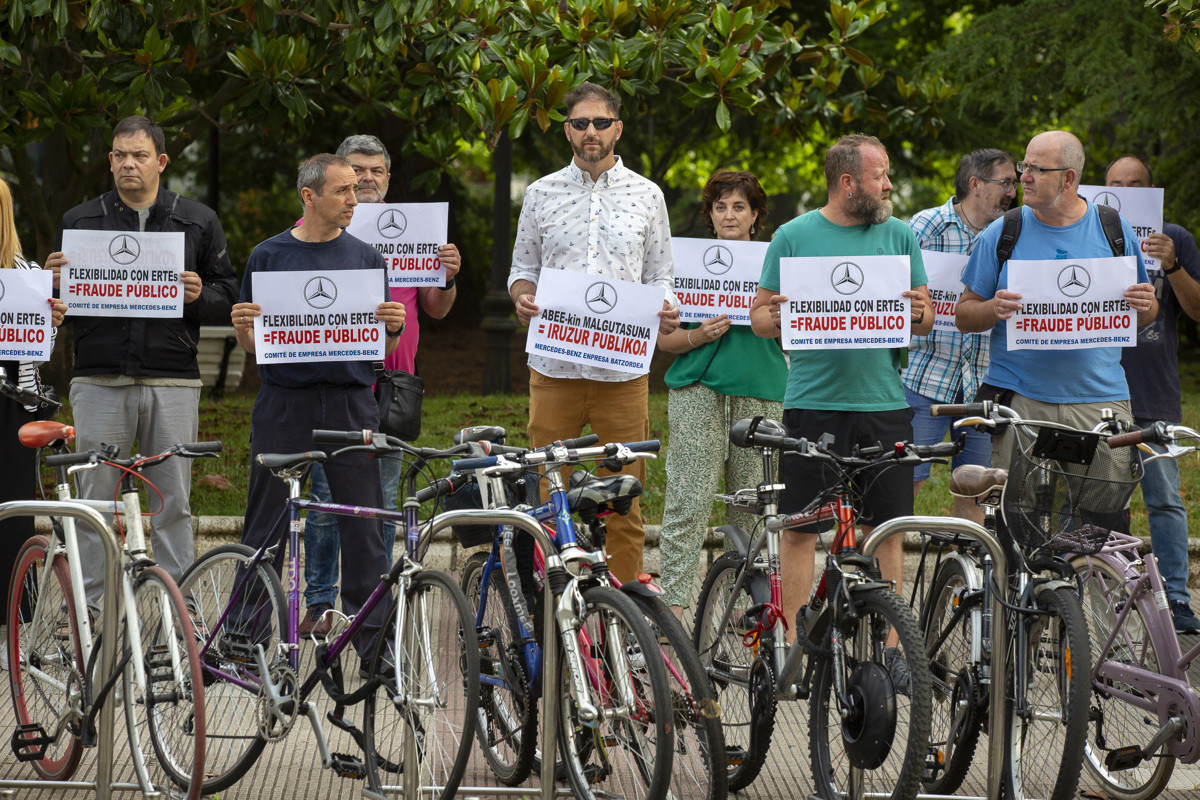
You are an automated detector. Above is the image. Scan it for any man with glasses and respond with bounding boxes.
[905,148,1017,523]
[956,131,1157,484]
[508,81,679,583]
[1106,154,1200,632]
[44,115,238,611]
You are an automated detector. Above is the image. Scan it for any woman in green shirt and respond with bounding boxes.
[658,170,787,621]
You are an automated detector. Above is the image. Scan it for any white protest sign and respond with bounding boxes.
[252,269,386,364]
[1007,257,1137,350]
[526,270,665,375]
[1077,184,1163,269]
[60,230,185,317]
[345,202,449,287]
[921,251,970,333]
[670,237,768,325]
[779,255,911,349]
[0,269,54,362]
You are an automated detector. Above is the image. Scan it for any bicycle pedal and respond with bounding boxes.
[924,746,945,781]
[329,752,367,780]
[725,745,748,766]
[11,724,52,762]
[1105,745,1144,772]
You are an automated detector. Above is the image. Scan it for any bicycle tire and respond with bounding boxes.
[122,566,207,800]
[557,584,674,800]
[629,591,727,800]
[7,535,84,781]
[364,569,480,800]
[809,586,933,800]
[1073,555,1175,800]
[922,558,984,794]
[177,542,287,793]
[692,552,774,791]
[460,551,539,785]
[1000,584,1091,800]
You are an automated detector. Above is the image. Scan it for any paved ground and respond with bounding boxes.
[3,536,1199,799]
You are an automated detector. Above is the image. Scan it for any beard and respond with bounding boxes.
[847,189,893,225]
[571,136,615,164]
[355,184,387,203]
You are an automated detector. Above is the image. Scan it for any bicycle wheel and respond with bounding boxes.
[7,535,84,781]
[692,552,773,791]
[122,566,206,800]
[557,583,674,800]
[922,558,984,794]
[460,551,538,784]
[629,592,726,800]
[364,569,480,800]
[809,586,933,800]
[1001,585,1091,800]
[1073,556,1175,800]
[177,542,286,793]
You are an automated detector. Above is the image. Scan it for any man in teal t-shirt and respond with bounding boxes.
[750,135,932,674]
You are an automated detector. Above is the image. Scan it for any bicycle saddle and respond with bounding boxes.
[948,464,1008,498]
[257,451,327,470]
[18,420,75,448]
[729,416,787,448]
[454,425,507,444]
[566,471,643,522]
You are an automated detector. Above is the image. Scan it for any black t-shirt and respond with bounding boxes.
[1120,222,1200,421]
[240,228,388,388]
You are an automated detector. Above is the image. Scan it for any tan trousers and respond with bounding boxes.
[528,371,649,583]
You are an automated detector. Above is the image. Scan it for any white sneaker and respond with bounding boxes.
[0,626,9,671]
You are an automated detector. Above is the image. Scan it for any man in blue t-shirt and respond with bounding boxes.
[230,153,407,665]
[1106,155,1200,633]
[957,131,1157,476]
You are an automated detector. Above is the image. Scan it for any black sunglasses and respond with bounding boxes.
[568,117,618,131]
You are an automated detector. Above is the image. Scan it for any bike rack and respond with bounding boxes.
[0,500,123,799]
[860,516,1008,800]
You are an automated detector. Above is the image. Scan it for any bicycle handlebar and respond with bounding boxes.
[0,367,60,410]
[413,472,469,504]
[929,402,987,418]
[451,438,660,473]
[44,441,223,470]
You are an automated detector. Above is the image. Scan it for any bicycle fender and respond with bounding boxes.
[1033,579,1076,598]
[715,524,752,559]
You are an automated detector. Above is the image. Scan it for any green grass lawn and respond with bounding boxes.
[49,360,1200,536]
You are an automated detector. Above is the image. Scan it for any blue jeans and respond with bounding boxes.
[904,386,992,482]
[304,456,401,609]
[1136,417,1192,605]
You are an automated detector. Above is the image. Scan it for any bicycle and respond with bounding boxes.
[919,400,1133,800]
[177,428,479,799]
[2,366,211,799]
[451,427,725,800]
[449,435,684,800]
[690,416,943,800]
[1068,420,1200,800]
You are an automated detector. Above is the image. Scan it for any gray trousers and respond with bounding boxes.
[70,382,200,610]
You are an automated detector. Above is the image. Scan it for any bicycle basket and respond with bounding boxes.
[1000,423,1142,555]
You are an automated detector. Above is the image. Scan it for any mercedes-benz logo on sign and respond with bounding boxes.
[0,277,5,303]
[584,281,617,314]
[376,209,408,239]
[830,262,864,295]
[109,235,141,265]
[304,276,338,309]
[1057,265,1091,298]
[702,245,733,275]
[1092,191,1121,212]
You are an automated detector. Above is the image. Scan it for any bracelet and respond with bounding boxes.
[386,324,405,339]
[438,276,456,291]
[686,330,697,349]
[1164,260,1182,275]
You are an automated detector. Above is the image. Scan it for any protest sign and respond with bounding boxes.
[60,230,184,317]
[526,270,665,375]
[345,202,449,287]
[1077,184,1164,269]
[0,268,54,362]
[921,251,971,333]
[779,255,911,349]
[671,237,768,324]
[252,269,386,363]
[1007,257,1137,350]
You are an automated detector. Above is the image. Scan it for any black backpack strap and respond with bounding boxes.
[995,207,1023,267]
[1094,202,1126,257]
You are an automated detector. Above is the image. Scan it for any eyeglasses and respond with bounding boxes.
[1015,162,1069,176]
[978,176,1018,191]
[568,117,618,131]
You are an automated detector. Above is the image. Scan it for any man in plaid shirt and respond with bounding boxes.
[905,149,1017,522]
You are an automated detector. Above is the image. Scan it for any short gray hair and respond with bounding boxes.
[297,153,350,201]
[824,134,887,190]
[336,134,391,172]
[954,148,1013,199]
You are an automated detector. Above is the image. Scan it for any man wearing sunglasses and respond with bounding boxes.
[904,148,1017,525]
[508,81,679,584]
[957,131,1157,483]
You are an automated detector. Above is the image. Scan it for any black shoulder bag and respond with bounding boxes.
[373,362,424,441]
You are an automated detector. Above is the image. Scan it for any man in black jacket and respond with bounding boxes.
[46,115,238,608]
